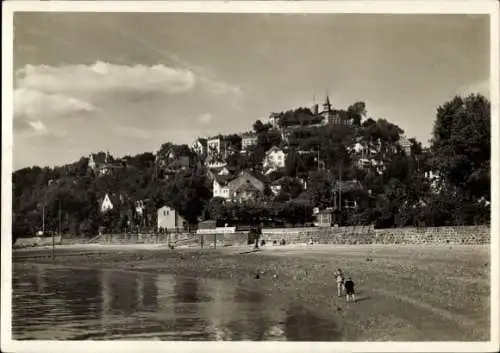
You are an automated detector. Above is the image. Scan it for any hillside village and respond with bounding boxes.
[12,94,490,239]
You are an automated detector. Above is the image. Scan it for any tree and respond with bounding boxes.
[274,177,304,201]
[161,167,211,224]
[347,101,367,126]
[207,197,227,221]
[306,170,334,208]
[431,94,490,202]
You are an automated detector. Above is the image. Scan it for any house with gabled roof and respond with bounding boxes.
[98,192,131,214]
[212,170,266,203]
[212,173,234,199]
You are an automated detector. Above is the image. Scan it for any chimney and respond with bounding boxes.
[313,104,319,115]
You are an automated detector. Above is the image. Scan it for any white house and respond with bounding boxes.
[240,132,258,151]
[213,177,231,199]
[192,138,207,157]
[207,136,223,156]
[157,205,186,232]
[263,146,286,172]
[100,193,114,212]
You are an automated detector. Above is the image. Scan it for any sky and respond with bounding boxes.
[12,12,490,170]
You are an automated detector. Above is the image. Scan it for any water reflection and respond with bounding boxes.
[12,265,340,341]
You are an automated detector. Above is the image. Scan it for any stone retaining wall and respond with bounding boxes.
[260,225,490,245]
[14,236,62,248]
[14,226,489,248]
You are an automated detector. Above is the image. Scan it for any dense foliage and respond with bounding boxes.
[12,94,490,239]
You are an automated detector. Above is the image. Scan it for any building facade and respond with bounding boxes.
[212,171,265,202]
[88,151,121,177]
[263,146,287,172]
[157,205,186,232]
[192,138,207,157]
[241,132,258,151]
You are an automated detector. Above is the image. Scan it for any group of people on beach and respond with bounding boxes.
[335,269,356,303]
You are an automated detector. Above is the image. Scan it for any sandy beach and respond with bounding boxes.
[13,243,490,341]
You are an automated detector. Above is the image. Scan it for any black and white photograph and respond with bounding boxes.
[1,1,499,352]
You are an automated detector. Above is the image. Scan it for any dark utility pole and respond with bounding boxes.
[53,199,61,259]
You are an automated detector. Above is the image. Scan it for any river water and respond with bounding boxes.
[12,265,340,341]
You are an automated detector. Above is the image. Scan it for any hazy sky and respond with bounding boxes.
[12,12,490,170]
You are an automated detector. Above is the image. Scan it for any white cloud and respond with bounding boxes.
[200,77,243,97]
[14,88,96,119]
[28,120,48,135]
[16,61,196,96]
[198,113,213,124]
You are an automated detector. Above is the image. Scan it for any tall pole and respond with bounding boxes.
[54,199,61,259]
[339,162,343,212]
[42,204,45,235]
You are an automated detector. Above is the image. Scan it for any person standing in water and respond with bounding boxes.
[335,269,345,297]
[344,276,356,303]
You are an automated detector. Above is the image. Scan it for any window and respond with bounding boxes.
[163,211,166,216]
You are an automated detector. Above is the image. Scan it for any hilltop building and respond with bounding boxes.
[192,138,207,157]
[268,94,355,132]
[240,131,258,152]
[88,151,122,177]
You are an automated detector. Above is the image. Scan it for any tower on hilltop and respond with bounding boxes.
[320,91,333,122]
[312,93,319,115]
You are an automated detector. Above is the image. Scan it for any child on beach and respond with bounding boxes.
[344,277,356,303]
[335,269,345,297]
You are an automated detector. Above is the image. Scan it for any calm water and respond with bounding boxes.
[13,265,340,341]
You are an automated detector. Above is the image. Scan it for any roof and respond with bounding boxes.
[266,146,284,154]
[195,138,207,146]
[198,220,217,229]
[99,192,130,207]
[157,204,176,211]
[207,134,223,141]
[209,165,233,175]
[227,171,265,192]
[213,173,235,186]
[241,131,257,138]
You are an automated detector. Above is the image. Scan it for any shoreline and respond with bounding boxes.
[13,244,490,341]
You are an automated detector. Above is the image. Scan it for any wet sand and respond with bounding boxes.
[13,244,490,341]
